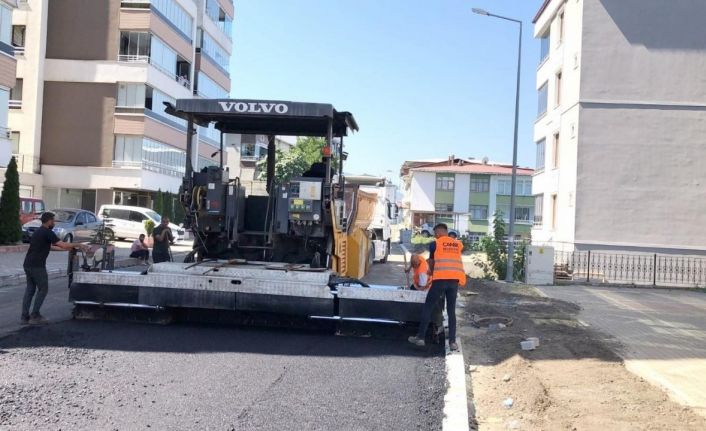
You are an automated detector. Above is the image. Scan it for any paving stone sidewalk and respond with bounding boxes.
[537,284,706,419]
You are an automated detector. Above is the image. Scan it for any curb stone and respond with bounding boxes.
[402,242,471,429]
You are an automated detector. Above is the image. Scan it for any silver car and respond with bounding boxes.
[22,208,101,243]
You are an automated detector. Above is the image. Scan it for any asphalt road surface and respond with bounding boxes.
[0,274,446,430]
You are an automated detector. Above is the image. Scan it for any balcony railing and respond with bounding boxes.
[9,100,22,109]
[117,54,150,63]
[13,46,24,56]
[12,153,40,174]
[533,215,543,226]
[0,126,10,139]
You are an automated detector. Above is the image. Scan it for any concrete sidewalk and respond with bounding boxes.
[537,285,706,419]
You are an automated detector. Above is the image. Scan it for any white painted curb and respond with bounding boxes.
[403,242,471,429]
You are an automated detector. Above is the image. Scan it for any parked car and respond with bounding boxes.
[98,204,185,242]
[417,222,460,238]
[19,197,45,225]
[22,208,101,243]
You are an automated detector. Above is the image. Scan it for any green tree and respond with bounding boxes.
[154,189,164,216]
[163,191,174,221]
[0,157,21,244]
[173,194,185,225]
[256,137,329,183]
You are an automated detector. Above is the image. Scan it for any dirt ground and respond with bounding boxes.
[458,281,706,431]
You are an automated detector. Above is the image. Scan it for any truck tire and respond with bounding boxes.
[380,239,390,263]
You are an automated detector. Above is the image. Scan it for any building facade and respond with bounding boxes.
[7,0,233,212]
[401,158,534,240]
[0,0,18,183]
[532,0,706,254]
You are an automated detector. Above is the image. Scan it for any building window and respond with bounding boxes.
[555,71,562,106]
[196,71,229,98]
[435,203,453,212]
[537,82,548,117]
[436,175,455,191]
[117,83,146,108]
[9,78,22,109]
[539,32,550,63]
[10,131,19,154]
[534,194,544,226]
[470,177,489,193]
[497,179,532,196]
[557,11,565,45]
[150,35,178,77]
[200,31,229,71]
[497,204,533,223]
[151,0,194,40]
[198,156,219,170]
[551,194,558,230]
[114,135,186,177]
[11,25,25,50]
[205,0,233,39]
[536,138,546,170]
[0,5,11,46]
[119,31,151,62]
[552,133,560,168]
[469,205,488,220]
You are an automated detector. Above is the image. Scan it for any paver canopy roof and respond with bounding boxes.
[164,99,358,137]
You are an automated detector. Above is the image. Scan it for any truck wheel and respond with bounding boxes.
[380,239,390,263]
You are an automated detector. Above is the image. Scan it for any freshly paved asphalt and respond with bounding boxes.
[0,253,446,430]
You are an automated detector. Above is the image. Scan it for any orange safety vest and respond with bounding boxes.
[432,236,466,286]
[413,256,433,290]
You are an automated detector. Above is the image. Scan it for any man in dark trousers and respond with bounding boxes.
[409,223,466,350]
[152,217,174,264]
[22,212,87,325]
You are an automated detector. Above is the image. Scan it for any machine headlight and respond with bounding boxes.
[313,214,321,221]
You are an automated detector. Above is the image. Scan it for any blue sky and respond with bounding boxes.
[230,0,542,178]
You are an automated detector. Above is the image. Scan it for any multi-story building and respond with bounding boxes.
[8,0,233,212]
[0,0,18,186]
[226,134,296,195]
[532,0,706,254]
[401,157,534,240]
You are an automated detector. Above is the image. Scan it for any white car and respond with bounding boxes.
[98,204,185,242]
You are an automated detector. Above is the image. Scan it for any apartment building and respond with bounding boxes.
[0,0,17,184]
[532,0,706,254]
[8,0,233,212]
[401,157,534,240]
[226,134,296,195]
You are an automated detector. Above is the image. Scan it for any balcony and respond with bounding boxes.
[533,215,543,227]
[117,54,191,89]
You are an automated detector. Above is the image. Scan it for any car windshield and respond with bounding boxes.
[145,210,161,222]
[53,210,76,223]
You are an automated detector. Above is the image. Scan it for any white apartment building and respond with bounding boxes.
[7,0,233,212]
[0,0,18,185]
[532,0,706,254]
[401,157,534,240]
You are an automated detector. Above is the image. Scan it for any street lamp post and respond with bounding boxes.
[472,7,522,282]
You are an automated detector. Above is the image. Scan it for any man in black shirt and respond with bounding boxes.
[152,217,174,264]
[22,212,86,325]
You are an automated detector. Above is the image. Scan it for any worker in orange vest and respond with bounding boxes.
[406,254,432,291]
[405,254,444,332]
[409,223,466,350]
